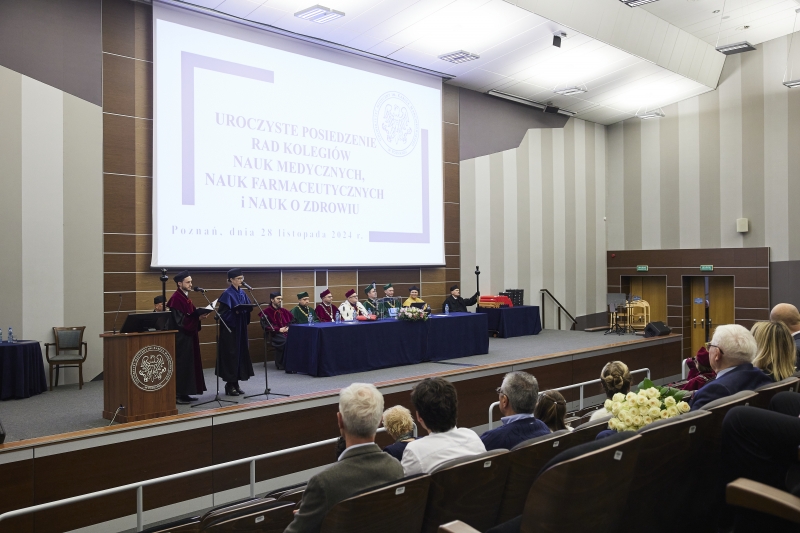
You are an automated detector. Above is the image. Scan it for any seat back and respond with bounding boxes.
[571,414,612,443]
[496,430,582,524]
[201,500,295,532]
[319,475,430,533]
[520,433,641,533]
[618,411,713,533]
[263,482,306,500]
[276,486,306,504]
[200,498,260,528]
[53,326,85,353]
[421,450,510,533]
[751,377,800,408]
[142,516,201,533]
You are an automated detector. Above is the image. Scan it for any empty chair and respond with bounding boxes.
[142,516,201,533]
[618,410,714,533]
[571,414,612,443]
[44,326,88,390]
[421,449,511,533]
[319,474,430,533]
[201,500,295,532]
[496,429,583,524]
[751,377,800,409]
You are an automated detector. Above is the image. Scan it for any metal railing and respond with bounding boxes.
[487,368,651,429]
[0,424,416,531]
[540,289,577,330]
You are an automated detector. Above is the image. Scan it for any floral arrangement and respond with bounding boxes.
[398,306,429,322]
[604,378,690,432]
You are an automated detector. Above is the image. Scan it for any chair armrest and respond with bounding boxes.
[44,343,52,361]
[82,341,88,361]
[438,521,481,533]
[726,478,800,524]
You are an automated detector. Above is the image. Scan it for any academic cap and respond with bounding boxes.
[320,289,331,299]
[227,268,243,280]
[270,292,281,300]
[409,285,419,292]
[297,291,309,300]
[154,295,165,304]
[345,289,356,298]
[364,282,376,295]
[383,283,393,290]
[450,284,459,292]
[173,270,190,283]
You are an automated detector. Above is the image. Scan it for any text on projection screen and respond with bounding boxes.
[152,16,444,268]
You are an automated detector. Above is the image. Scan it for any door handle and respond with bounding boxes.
[700,319,704,328]
[693,319,696,329]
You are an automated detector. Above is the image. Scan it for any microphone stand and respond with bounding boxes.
[243,285,289,400]
[112,294,123,335]
[159,269,168,310]
[475,266,481,309]
[192,290,236,408]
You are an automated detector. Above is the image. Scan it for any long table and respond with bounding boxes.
[284,312,490,377]
[477,305,542,338]
[0,340,48,400]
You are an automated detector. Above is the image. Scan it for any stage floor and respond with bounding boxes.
[0,329,641,443]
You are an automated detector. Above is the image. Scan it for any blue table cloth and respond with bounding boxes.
[477,305,542,338]
[284,312,489,377]
[0,340,47,400]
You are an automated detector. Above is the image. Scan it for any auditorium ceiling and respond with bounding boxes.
[174,0,800,125]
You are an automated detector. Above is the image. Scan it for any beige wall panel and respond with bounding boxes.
[421,268,446,283]
[282,271,315,288]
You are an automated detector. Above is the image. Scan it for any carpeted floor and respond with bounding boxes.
[0,329,639,443]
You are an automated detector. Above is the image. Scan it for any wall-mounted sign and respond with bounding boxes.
[636,265,648,272]
[700,265,714,272]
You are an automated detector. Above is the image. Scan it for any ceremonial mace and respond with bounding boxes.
[475,266,481,293]
[159,269,169,311]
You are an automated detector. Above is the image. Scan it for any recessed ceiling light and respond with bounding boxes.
[736,25,750,31]
[637,109,665,119]
[294,5,345,24]
[619,0,660,6]
[487,90,575,116]
[722,15,730,19]
[715,41,757,54]
[438,50,480,64]
[784,79,800,88]
[554,87,586,96]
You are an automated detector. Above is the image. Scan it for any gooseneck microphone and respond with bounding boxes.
[112,294,123,334]
[242,282,253,290]
[193,287,207,293]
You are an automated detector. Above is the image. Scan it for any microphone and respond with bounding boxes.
[112,294,123,335]
[193,287,207,293]
[242,282,253,290]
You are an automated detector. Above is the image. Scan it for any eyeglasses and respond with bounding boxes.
[495,387,506,396]
[706,342,724,354]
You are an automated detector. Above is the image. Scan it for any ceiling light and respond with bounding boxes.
[784,80,800,88]
[294,5,345,24]
[554,87,586,96]
[619,0,660,7]
[713,10,720,13]
[715,41,756,54]
[438,50,480,64]
[637,109,665,119]
[487,90,575,116]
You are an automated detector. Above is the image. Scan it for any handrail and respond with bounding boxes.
[0,423,417,531]
[540,289,578,330]
[487,368,651,430]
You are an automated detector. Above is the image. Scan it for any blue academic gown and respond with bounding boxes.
[216,285,254,382]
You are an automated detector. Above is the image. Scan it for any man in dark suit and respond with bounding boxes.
[480,371,549,450]
[284,383,403,533]
[769,303,800,368]
[442,285,480,313]
[690,324,773,411]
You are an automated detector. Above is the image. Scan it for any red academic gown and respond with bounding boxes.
[167,289,207,395]
[260,306,293,336]
[315,303,340,322]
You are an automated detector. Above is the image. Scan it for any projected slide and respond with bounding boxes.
[152,12,444,268]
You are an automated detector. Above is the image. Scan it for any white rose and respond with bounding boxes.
[629,407,640,417]
[623,414,634,426]
[633,416,644,427]
[649,398,661,409]
[626,392,637,402]
[649,388,661,399]
[612,393,625,403]
[677,401,690,413]
[648,407,661,418]
[604,399,613,411]
[660,409,670,419]
[643,416,654,426]
[664,396,677,407]
[667,405,679,417]
[616,421,627,432]
[636,394,648,406]
[612,402,622,415]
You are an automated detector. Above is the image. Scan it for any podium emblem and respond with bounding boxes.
[130,345,173,391]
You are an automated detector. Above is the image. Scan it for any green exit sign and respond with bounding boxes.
[636,265,648,272]
[700,265,714,272]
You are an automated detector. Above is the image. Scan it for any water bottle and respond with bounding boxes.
[8,327,13,343]
[308,311,313,325]
[445,304,450,316]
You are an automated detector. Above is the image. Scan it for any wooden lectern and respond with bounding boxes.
[100,331,178,423]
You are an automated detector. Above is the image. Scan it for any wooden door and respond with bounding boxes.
[708,277,735,340]
[641,276,667,324]
[689,277,707,357]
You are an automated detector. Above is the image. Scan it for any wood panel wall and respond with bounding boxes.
[101,0,460,368]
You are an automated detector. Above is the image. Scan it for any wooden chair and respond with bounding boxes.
[726,478,800,525]
[421,450,511,533]
[201,500,295,532]
[571,414,612,443]
[496,429,583,524]
[618,410,714,533]
[142,516,201,533]
[751,377,800,409]
[441,432,642,533]
[319,475,430,533]
[44,326,87,390]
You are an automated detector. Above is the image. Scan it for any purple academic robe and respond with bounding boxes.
[216,286,254,382]
[167,289,207,395]
[315,303,339,322]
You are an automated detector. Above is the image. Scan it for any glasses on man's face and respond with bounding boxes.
[706,342,724,354]
[495,387,506,396]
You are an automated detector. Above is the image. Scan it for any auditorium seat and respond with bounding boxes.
[751,377,800,409]
[276,486,305,504]
[199,498,261,529]
[726,478,800,525]
[618,410,713,533]
[141,516,201,533]
[495,429,581,524]
[571,414,612,443]
[201,500,295,532]
[319,474,430,533]
[263,482,306,500]
[420,449,511,533]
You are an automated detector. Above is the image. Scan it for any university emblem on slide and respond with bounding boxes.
[130,345,173,391]
[373,91,419,157]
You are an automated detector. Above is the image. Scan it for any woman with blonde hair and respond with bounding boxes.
[751,320,797,381]
[381,405,417,461]
[589,361,632,421]
[534,390,572,432]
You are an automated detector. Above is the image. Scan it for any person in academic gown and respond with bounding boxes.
[380,283,399,317]
[153,295,166,312]
[315,289,340,322]
[216,268,254,396]
[362,283,380,315]
[442,284,480,313]
[260,292,293,370]
[403,286,427,308]
[291,292,319,324]
[339,289,369,321]
[167,271,207,404]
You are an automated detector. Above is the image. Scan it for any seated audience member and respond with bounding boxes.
[480,372,549,450]
[590,361,631,421]
[680,347,716,391]
[719,392,800,532]
[769,303,800,367]
[401,377,485,475]
[751,320,797,381]
[534,390,572,432]
[284,383,403,533]
[689,324,772,411]
[381,405,416,461]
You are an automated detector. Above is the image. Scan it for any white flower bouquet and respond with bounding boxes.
[604,378,690,432]
[398,306,429,322]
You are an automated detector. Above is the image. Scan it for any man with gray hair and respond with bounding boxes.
[479,371,550,450]
[284,383,403,533]
[690,324,772,411]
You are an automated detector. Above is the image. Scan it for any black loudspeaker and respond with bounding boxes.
[644,321,671,338]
